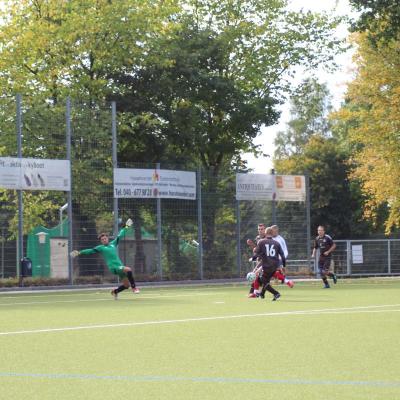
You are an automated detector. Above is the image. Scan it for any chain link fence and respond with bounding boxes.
[328,239,400,276]
[3,96,370,286]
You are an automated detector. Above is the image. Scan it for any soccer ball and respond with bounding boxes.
[246,272,256,283]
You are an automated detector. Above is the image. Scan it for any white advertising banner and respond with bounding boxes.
[352,244,363,264]
[0,157,71,191]
[236,173,306,202]
[236,173,275,200]
[114,168,196,200]
[275,175,306,202]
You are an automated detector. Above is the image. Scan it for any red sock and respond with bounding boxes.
[275,271,285,281]
[254,279,260,290]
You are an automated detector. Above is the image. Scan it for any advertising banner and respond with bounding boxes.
[275,175,306,202]
[114,168,196,200]
[352,244,363,264]
[236,173,305,202]
[0,157,71,191]
[236,173,275,200]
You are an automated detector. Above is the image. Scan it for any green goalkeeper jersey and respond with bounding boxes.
[79,227,128,270]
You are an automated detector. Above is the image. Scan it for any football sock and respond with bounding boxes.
[261,283,279,297]
[126,270,136,288]
[275,271,285,281]
[115,285,126,294]
[322,277,329,286]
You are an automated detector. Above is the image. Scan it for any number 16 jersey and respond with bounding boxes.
[254,237,286,269]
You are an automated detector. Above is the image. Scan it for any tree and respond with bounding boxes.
[350,0,400,42]
[0,0,178,101]
[0,0,344,275]
[0,0,343,171]
[274,78,333,158]
[110,1,343,270]
[0,0,176,264]
[280,137,353,236]
[273,78,376,238]
[332,32,400,233]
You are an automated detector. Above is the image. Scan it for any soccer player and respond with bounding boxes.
[271,225,294,288]
[70,218,140,299]
[246,223,267,298]
[251,227,285,301]
[246,224,293,297]
[312,225,337,288]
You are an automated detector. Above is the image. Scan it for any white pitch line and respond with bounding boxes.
[0,285,244,298]
[0,298,112,306]
[307,309,400,315]
[0,278,399,299]
[0,304,399,337]
[0,287,236,305]
[0,292,221,307]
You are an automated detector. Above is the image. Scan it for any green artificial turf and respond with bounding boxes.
[0,279,399,400]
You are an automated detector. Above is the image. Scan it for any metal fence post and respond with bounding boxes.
[197,166,203,279]
[236,199,241,277]
[271,168,276,224]
[111,101,119,237]
[16,94,23,277]
[66,97,73,285]
[346,240,351,275]
[1,228,5,279]
[305,174,311,270]
[156,163,162,280]
[388,240,391,274]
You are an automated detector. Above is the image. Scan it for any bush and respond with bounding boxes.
[0,275,106,287]
[0,278,19,287]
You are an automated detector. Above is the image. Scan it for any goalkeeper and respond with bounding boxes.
[71,218,140,299]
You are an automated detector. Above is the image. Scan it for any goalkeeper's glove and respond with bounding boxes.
[125,218,133,228]
[70,250,80,258]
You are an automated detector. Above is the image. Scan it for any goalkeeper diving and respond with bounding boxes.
[70,218,140,299]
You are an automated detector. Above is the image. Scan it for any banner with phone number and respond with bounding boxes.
[114,168,196,200]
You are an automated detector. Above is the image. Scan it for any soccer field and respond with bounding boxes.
[0,279,399,400]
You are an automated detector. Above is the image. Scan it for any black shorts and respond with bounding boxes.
[260,266,278,284]
[318,257,331,272]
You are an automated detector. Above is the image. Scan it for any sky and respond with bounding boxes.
[242,0,357,173]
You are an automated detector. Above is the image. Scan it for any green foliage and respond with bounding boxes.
[0,0,179,100]
[276,136,352,236]
[0,0,344,262]
[0,190,63,237]
[111,1,343,169]
[350,0,400,42]
[274,79,378,237]
[332,32,400,234]
[274,78,333,158]
[0,0,343,170]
